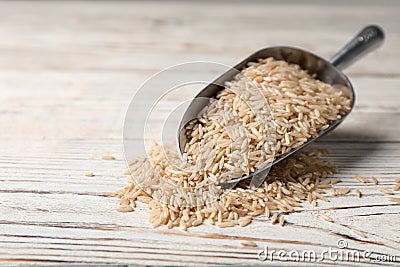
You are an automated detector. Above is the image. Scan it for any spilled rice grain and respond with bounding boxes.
[388,197,400,203]
[238,216,252,227]
[311,200,317,207]
[336,187,350,196]
[241,240,257,247]
[279,215,285,226]
[116,205,134,212]
[351,228,367,238]
[330,178,342,185]
[102,155,116,160]
[123,168,131,175]
[393,183,400,191]
[265,207,270,218]
[179,220,187,231]
[319,214,334,223]
[355,176,368,184]
[216,221,238,228]
[370,176,379,185]
[271,213,279,225]
[378,188,394,195]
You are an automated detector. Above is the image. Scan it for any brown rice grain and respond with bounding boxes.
[351,228,367,238]
[271,213,279,224]
[238,216,252,227]
[179,220,187,231]
[370,176,379,185]
[378,188,394,195]
[330,178,342,185]
[319,214,333,223]
[393,183,400,191]
[355,176,368,183]
[279,215,285,226]
[265,206,270,218]
[137,196,152,204]
[336,187,350,196]
[216,221,237,228]
[241,240,257,247]
[116,205,133,212]
[102,155,116,160]
[388,197,400,203]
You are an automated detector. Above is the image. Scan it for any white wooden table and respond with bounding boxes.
[0,1,399,265]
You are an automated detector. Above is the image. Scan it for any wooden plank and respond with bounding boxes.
[0,1,399,75]
[0,71,400,140]
[0,0,399,266]
[1,140,399,265]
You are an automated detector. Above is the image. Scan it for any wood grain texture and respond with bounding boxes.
[0,0,399,266]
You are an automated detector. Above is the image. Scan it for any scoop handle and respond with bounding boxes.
[330,25,384,70]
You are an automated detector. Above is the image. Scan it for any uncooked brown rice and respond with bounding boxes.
[393,183,400,191]
[102,155,116,160]
[114,57,354,230]
[279,215,285,226]
[378,188,394,195]
[330,178,342,185]
[351,228,367,238]
[331,187,350,196]
[355,176,369,184]
[270,213,279,225]
[116,205,134,212]
[371,176,379,185]
[114,149,343,229]
[388,197,400,203]
[319,214,334,223]
[241,240,257,247]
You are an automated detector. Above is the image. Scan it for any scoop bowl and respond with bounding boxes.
[178,25,384,189]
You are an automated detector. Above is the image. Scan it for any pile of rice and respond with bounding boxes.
[114,57,351,230]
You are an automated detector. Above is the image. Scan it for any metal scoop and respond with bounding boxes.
[178,25,384,189]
